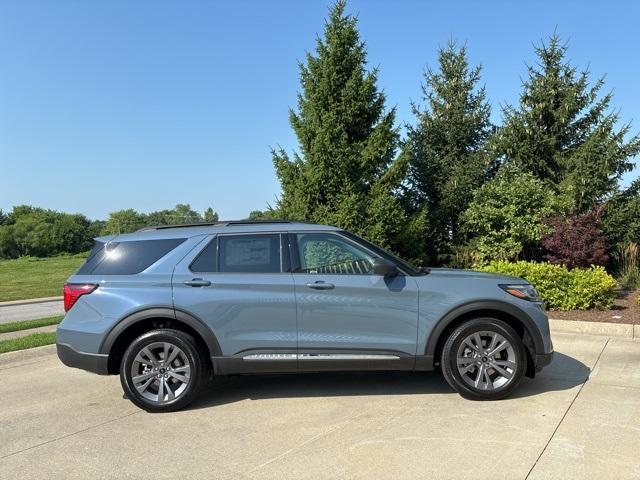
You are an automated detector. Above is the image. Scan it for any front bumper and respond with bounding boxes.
[535,351,554,372]
[57,342,109,375]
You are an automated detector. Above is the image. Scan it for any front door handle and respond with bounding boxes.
[305,281,335,290]
[184,278,212,287]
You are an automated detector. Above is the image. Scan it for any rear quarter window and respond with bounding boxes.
[77,238,185,275]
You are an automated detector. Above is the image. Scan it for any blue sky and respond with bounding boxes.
[1,0,639,220]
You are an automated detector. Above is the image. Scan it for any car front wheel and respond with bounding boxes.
[441,318,526,400]
[120,329,204,412]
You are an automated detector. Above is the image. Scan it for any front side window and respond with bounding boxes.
[218,234,281,273]
[295,233,375,275]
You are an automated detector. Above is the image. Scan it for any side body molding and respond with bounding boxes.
[99,306,222,358]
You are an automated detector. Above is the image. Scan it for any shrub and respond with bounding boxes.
[541,209,608,268]
[461,167,569,263]
[478,260,617,310]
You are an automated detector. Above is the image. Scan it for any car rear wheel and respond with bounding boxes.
[441,318,526,400]
[120,329,204,412]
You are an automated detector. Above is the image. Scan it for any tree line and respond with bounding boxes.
[268,1,640,272]
[0,204,218,258]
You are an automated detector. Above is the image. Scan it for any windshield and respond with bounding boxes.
[340,231,426,276]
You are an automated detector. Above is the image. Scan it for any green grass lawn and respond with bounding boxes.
[0,254,86,302]
[0,315,63,334]
[0,332,57,354]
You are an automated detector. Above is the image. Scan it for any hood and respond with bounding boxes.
[426,268,525,284]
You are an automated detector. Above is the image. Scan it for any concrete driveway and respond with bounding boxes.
[1,332,639,480]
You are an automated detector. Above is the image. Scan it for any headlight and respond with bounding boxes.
[499,284,541,302]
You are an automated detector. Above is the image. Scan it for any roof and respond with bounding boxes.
[96,220,340,242]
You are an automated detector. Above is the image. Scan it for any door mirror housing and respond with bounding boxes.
[372,258,399,277]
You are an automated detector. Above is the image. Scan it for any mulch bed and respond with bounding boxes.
[548,289,640,325]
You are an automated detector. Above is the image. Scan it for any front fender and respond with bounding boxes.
[423,300,547,359]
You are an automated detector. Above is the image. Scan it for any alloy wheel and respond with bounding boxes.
[130,341,191,404]
[456,331,517,391]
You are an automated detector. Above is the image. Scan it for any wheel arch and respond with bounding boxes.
[100,307,221,375]
[426,301,543,377]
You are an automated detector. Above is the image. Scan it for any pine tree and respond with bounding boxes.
[494,33,640,211]
[272,0,425,260]
[203,207,219,223]
[402,40,493,264]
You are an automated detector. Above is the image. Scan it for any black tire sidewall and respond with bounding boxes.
[120,329,203,412]
[442,318,526,400]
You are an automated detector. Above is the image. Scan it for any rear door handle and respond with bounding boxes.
[184,278,212,287]
[305,281,335,290]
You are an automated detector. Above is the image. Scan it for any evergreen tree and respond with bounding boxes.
[272,0,425,261]
[403,40,493,264]
[494,33,640,211]
[203,207,219,223]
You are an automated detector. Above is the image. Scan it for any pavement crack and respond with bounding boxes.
[1,410,140,460]
[524,338,610,480]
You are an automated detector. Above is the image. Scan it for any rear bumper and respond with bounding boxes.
[57,342,109,375]
[535,351,554,372]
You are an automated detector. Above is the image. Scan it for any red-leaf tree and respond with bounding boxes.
[541,209,609,269]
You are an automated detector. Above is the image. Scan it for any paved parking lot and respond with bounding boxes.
[1,332,639,479]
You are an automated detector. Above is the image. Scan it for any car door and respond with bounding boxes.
[172,232,297,373]
[290,231,420,371]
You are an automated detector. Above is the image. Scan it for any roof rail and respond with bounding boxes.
[137,219,308,232]
[137,222,220,232]
[222,220,297,226]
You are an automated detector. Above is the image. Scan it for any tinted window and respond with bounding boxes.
[295,233,374,275]
[190,238,217,272]
[219,234,281,273]
[77,238,185,275]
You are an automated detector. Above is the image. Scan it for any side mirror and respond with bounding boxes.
[372,258,399,277]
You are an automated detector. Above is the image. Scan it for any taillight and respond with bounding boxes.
[63,283,98,312]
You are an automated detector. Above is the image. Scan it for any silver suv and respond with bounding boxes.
[57,220,553,412]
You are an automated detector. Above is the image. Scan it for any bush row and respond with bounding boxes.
[478,261,617,310]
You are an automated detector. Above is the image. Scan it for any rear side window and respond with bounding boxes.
[219,234,281,273]
[190,239,217,273]
[77,238,185,275]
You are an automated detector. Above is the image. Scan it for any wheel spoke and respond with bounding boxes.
[474,364,485,388]
[168,371,189,383]
[163,378,175,401]
[491,363,513,379]
[132,371,156,384]
[139,347,159,367]
[457,356,477,366]
[487,333,499,352]
[473,333,484,352]
[483,368,494,390]
[493,360,516,369]
[135,376,155,394]
[157,375,165,402]
[166,345,180,365]
[464,339,480,353]
[487,340,508,357]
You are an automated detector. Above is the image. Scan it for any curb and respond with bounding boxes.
[0,344,57,369]
[549,318,639,339]
[0,297,62,307]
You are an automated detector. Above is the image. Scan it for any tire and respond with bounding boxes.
[440,318,526,400]
[120,329,204,412]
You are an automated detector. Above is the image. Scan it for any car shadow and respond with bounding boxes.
[187,351,589,410]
